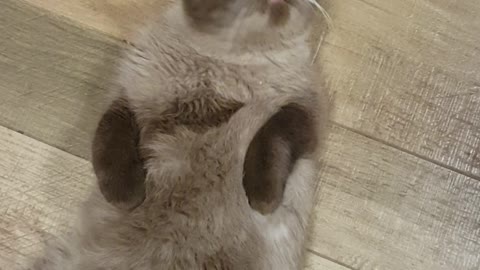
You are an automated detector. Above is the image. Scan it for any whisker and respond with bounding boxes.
[306,0,333,29]
[304,0,333,64]
[310,32,325,65]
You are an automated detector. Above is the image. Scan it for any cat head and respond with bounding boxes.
[180,0,320,52]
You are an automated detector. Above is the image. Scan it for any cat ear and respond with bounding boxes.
[242,103,318,215]
[92,98,146,211]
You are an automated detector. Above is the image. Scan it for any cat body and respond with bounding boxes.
[32,1,329,269]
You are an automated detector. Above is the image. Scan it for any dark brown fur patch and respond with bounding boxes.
[243,104,317,215]
[183,0,293,30]
[269,1,291,27]
[202,252,233,270]
[92,98,146,210]
[92,90,242,210]
[182,0,236,29]
[149,89,244,134]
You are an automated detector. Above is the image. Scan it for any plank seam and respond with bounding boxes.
[307,249,357,270]
[17,0,119,40]
[0,124,89,162]
[15,0,480,183]
[332,121,480,183]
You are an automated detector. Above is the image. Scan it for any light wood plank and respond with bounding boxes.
[318,0,480,178]
[310,125,480,270]
[0,127,345,269]
[1,1,480,270]
[305,253,350,270]
[0,126,92,270]
[3,123,479,270]
[21,0,480,179]
[0,0,122,159]
[21,0,171,38]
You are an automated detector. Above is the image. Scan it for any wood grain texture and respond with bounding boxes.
[318,0,480,177]
[0,126,92,269]
[2,122,478,270]
[1,0,480,270]
[305,252,351,270]
[0,128,341,270]
[21,0,480,179]
[0,0,122,159]
[22,0,171,38]
[311,125,480,270]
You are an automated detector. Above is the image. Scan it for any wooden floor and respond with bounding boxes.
[1,0,480,269]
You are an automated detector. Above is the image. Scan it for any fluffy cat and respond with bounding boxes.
[31,0,329,269]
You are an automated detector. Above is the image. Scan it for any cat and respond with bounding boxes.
[31,0,329,269]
